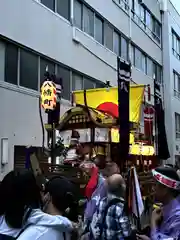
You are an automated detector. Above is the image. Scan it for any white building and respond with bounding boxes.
[162,0,180,166]
[0,0,163,178]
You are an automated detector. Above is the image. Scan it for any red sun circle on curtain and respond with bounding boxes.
[96,102,119,118]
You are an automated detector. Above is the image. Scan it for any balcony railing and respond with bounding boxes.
[131,10,161,44]
[174,89,180,99]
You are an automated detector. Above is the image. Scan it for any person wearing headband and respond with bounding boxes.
[137,166,180,240]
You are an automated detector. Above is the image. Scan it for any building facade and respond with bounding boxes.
[0,0,162,178]
[162,0,180,166]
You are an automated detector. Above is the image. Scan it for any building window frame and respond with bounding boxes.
[172,29,180,60]
[72,72,84,91]
[40,0,55,12]
[175,112,180,139]
[19,48,39,91]
[174,70,180,99]
[132,43,162,82]
[0,41,5,82]
[95,14,104,45]
[40,0,71,21]
[74,0,83,30]
[4,42,19,86]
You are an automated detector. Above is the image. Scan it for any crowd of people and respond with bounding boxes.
[0,150,179,240]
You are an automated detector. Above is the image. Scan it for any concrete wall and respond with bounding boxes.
[162,0,180,163]
[0,83,71,179]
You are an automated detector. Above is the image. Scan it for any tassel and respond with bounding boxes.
[148,85,151,101]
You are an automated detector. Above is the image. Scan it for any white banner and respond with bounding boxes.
[94,128,109,142]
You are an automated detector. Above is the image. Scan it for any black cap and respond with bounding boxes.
[45,177,75,211]
[155,166,180,182]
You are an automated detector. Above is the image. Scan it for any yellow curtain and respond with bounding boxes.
[73,85,145,123]
[111,128,134,144]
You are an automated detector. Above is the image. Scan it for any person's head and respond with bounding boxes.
[152,166,180,203]
[42,176,76,217]
[107,174,126,199]
[92,145,107,169]
[79,161,95,176]
[0,169,41,229]
[102,162,120,178]
[93,155,106,169]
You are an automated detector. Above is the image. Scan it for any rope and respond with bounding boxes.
[39,96,45,153]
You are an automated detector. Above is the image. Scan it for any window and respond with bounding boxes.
[153,63,162,84]
[5,43,18,85]
[121,36,128,60]
[74,0,82,29]
[172,30,180,60]
[174,71,180,98]
[20,49,38,90]
[134,48,142,70]
[131,44,160,80]
[104,22,113,51]
[41,0,55,11]
[147,58,153,78]
[113,31,120,55]
[132,0,139,22]
[156,65,162,84]
[134,47,147,73]
[57,65,70,100]
[95,16,103,44]
[130,45,135,65]
[83,5,94,37]
[152,19,161,43]
[145,10,152,35]
[57,0,70,21]
[141,53,146,74]
[40,57,55,86]
[72,72,83,90]
[84,77,94,89]
[0,41,5,81]
[175,113,180,139]
[139,4,146,30]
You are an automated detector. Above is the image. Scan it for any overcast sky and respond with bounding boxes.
[171,0,180,13]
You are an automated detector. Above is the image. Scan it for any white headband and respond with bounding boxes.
[152,169,180,190]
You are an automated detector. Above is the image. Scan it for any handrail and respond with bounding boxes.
[131,10,161,43]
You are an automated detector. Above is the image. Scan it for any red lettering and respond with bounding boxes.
[161,177,171,187]
[161,177,176,188]
[154,173,177,188]
[155,174,161,181]
[171,181,176,188]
